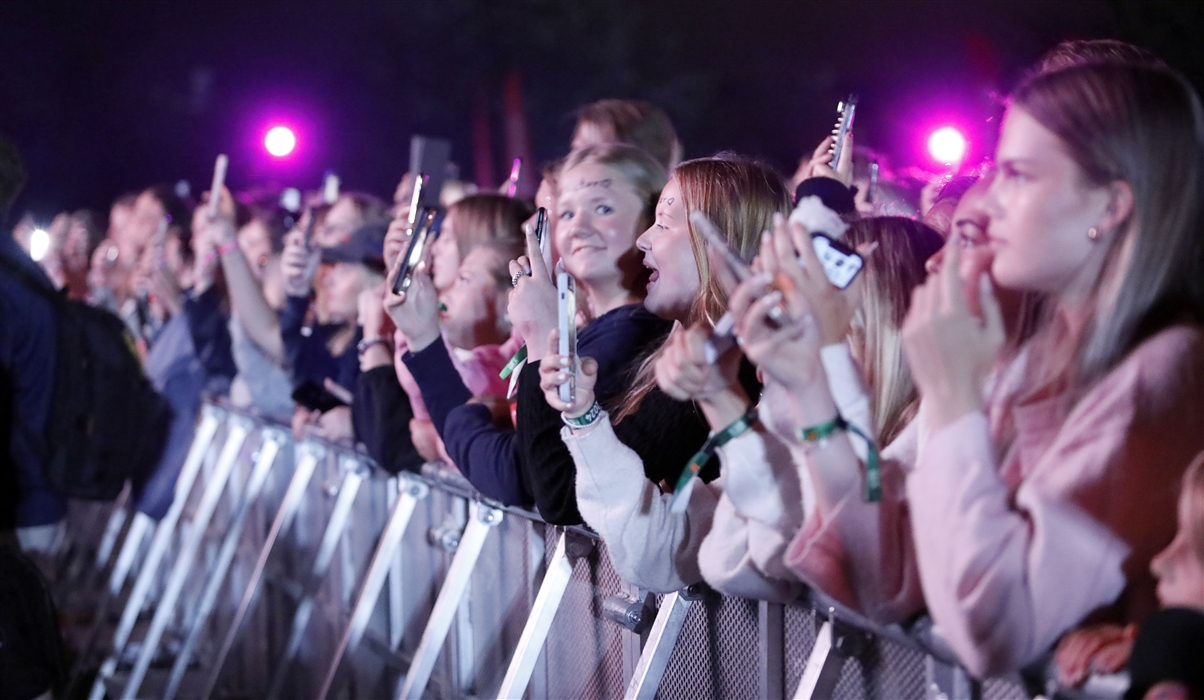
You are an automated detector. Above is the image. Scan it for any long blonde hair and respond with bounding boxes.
[844,217,944,444]
[613,154,792,422]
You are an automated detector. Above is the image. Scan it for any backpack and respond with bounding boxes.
[0,255,173,500]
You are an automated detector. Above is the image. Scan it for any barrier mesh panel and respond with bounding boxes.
[983,675,1032,699]
[543,538,629,700]
[655,591,762,700]
[783,602,820,693]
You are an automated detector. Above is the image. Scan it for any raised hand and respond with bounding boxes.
[901,241,1005,431]
[281,221,321,297]
[383,255,439,352]
[539,328,597,418]
[508,224,558,359]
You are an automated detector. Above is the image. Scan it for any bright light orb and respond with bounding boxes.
[29,228,50,262]
[264,126,297,157]
[928,127,967,165]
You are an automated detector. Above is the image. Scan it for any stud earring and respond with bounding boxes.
[1087,226,1099,242]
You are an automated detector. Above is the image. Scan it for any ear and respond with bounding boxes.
[1099,180,1135,235]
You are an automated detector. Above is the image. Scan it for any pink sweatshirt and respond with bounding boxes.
[788,324,1204,676]
[392,329,520,466]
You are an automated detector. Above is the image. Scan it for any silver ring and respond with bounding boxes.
[511,271,524,288]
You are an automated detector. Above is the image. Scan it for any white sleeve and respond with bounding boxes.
[565,413,715,593]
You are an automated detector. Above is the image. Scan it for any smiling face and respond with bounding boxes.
[439,246,509,350]
[554,162,644,291]
[635,177,700,321]
[984,107,1117,299]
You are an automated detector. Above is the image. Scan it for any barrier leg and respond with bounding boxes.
[93,482,132,572]
[264,456,367,700]
[119,415,253,699]
[792,620,844,700]
[162,428,286,700]
[198,441,323,699]
[386,479,405,650]
[316,474,430,698]
[496,530,576,699]
[85,405,224,700]
[396,502,502,700]
[623,585,701,700]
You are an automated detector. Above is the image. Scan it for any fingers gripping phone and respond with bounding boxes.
[392,207,438,297]
[829,94,858,167]
[534,207,549,259]
[208,154,228,218]
[557,268,577,405]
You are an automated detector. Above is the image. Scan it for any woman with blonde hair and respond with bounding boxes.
[536,154,791,591]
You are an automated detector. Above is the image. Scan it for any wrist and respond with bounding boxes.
[404,327,440,354]
[699,386,751,429]
[562,399,602,427]
[926,387,984,433]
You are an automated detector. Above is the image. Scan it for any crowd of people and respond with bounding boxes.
[3,37,1204,700]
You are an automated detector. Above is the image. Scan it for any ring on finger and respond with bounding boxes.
[511,271,525,288]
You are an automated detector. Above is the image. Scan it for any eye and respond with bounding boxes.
[559,209,574,222]
[957,223,987,248]
[595,204,614,215]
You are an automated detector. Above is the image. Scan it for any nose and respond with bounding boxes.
[635,225,654,253]
[925,247,945,276]
[1150,537,1179,579]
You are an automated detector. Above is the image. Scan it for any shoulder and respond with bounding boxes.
[1111,325,1204,412]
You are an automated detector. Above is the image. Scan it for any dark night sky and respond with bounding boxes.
[2,0,1201,219]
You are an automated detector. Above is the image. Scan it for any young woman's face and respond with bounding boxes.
[1150,487,1204,609]
[925,174,996,313]
[237,220,273,282]
[317,262,367,325]
[440,247,508,350]
[555,162,644,289]
[636,176,699,321]
[315,196,362,249]
[429,211,460,293]
[984,107,1114,297]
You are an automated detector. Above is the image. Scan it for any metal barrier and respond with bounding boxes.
[62,400,1044,699]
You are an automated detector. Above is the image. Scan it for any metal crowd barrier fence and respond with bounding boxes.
[60,399,1048,699]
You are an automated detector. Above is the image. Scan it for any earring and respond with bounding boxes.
[1087,226,1100,242]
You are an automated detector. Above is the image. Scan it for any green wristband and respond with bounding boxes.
[500,344,528,379]
[671,406,758,499]
[795,415,882,503]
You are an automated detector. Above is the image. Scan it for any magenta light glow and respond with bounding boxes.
[264,126,297,157]
[927,127,967,165]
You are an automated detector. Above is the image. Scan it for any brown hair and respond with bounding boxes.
[844,217,944,444]
[446,193,533,260]
[613,154,792,422]
[575,99,681,170]
[1012,64,1204,389]
[1031,39,1167,78]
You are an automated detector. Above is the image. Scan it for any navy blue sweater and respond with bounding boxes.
[413,304,671,513]
[280,294,360,396]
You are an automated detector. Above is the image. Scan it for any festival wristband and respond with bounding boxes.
[356,336,392,358]
[561,400,602,429]
[500,344,528,379]
[795,415,881,502]
[669,406,758,513]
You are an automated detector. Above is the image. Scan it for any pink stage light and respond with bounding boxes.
[264,126,297,157]
[927,127,967,165]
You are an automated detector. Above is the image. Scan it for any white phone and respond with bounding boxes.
[557,269,577,405]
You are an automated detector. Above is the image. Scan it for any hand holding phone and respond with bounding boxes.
[557,267,578,405]
[391,207,438,297]
[207,154,228,218]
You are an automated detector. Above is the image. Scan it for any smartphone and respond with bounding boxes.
[207,154,228,217]
[506,158,522,198]
[811,232,864,289]
[829,94,858,168]
[534,207,549,257]
[405,174,427,230]
[866,161,880,205]
[391,208,438,296]
[557,268,577,405]
[322,172,340,205]
[691,212,749,361]
[409,136,451,209]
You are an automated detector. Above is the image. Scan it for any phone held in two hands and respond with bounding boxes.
[692,211,863,361]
